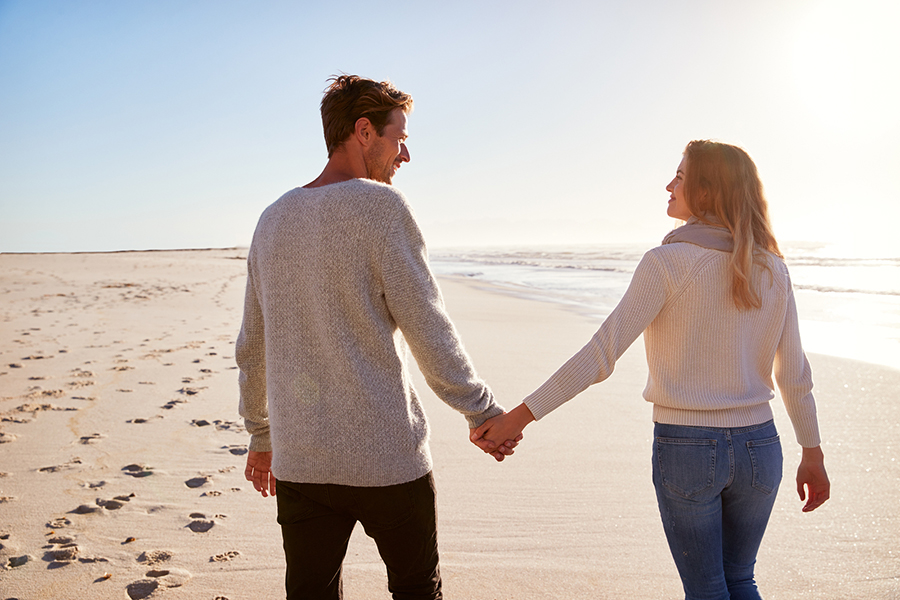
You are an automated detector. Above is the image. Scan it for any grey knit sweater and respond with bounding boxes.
[236,178,502,487]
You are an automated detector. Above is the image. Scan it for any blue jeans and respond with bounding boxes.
[652,420,783,600]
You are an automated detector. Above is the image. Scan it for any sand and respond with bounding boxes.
[0,250,897,600]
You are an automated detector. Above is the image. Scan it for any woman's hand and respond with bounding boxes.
[470,403,535,458]
[797,445,829,512]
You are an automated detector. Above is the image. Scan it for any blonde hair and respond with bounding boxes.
[682,140,782,310]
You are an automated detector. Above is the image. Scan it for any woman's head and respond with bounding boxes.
[676,140,782,309]
[680,141,765,227]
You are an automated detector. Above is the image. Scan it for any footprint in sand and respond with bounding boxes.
[47,516,72,529]
[122,464,154,477]
[185,475,211,489]
[47,535,75,545]
[211,550,240,562]
[126,567,192,600]
[161,399,186,410]
[79,432,105,444]
[96,493,135,510]
[70,504,101,515]
[3,533,30,569]
[222,444,248,456]
[39,457,83,473]
[213,420,245,432]
[43,544,80,563]
[126,417,161,424]
[187,513,216,533]
[178,386,205,396]
[0,432,17,444]
[138,549,174,565]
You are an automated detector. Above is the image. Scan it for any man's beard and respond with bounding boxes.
[364,145,393,184]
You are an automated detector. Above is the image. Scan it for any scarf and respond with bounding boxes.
[662,215,733,252]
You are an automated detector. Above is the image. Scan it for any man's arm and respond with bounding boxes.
[236,257,272,453]
[381,200,503,428]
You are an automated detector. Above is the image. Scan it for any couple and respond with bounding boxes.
[236,75,830,600]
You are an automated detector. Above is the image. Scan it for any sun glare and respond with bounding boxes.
[792,1,900,131]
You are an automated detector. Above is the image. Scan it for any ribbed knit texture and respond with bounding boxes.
[236,179,502,487]
[524,243,821,447]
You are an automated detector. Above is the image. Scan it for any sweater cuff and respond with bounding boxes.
[465,403,505,429]
[249,432,272,453]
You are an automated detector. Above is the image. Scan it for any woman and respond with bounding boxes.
[472,140,830,599]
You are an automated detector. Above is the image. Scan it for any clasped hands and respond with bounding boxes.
[470,403,536,462]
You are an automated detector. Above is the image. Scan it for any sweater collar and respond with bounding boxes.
[662,215,734,252]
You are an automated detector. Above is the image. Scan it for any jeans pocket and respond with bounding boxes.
[276,482,327,526]
[655,437,717,500]
[746,435,783,495]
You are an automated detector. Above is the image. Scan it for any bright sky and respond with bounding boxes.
[1,0,898,256]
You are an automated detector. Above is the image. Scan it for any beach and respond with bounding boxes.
[1,250,898,599]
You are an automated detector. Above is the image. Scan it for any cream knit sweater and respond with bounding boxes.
[236,179,502,487]
[524,242,821,448]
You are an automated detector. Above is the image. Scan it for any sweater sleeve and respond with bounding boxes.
[524,251,670,420]
[235,255,272,452]
[381,202,503,428]
[773,276,821,447]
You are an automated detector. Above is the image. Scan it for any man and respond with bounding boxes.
[236,75,515,600]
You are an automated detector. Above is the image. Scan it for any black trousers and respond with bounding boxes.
[276,472,442,600]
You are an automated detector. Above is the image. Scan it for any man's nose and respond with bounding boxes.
[399,143,410,163]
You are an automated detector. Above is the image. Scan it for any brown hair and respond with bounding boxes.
[320,75,413,158]
[682,140,783,310]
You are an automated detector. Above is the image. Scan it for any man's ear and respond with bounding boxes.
[354,117,374,146]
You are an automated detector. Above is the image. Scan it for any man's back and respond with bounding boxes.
[237,178,496,487]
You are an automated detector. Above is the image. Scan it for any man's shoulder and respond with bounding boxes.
[344,178,409,207]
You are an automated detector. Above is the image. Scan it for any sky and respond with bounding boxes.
[1,0,899,256]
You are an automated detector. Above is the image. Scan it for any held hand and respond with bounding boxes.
[796,445,829,512]
[245,450,276,498]
[470,403,535,460]
[473,432,524,462]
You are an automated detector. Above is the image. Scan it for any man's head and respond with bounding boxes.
[320,75,413,159]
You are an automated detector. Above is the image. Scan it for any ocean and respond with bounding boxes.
[430,243,900,371]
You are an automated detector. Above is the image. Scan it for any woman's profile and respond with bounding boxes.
[472,140,830,599]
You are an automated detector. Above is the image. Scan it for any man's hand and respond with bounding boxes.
[473,432,523,462]
[797,445,829,512]
[245,450,276,498]
[470,404,535,462]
